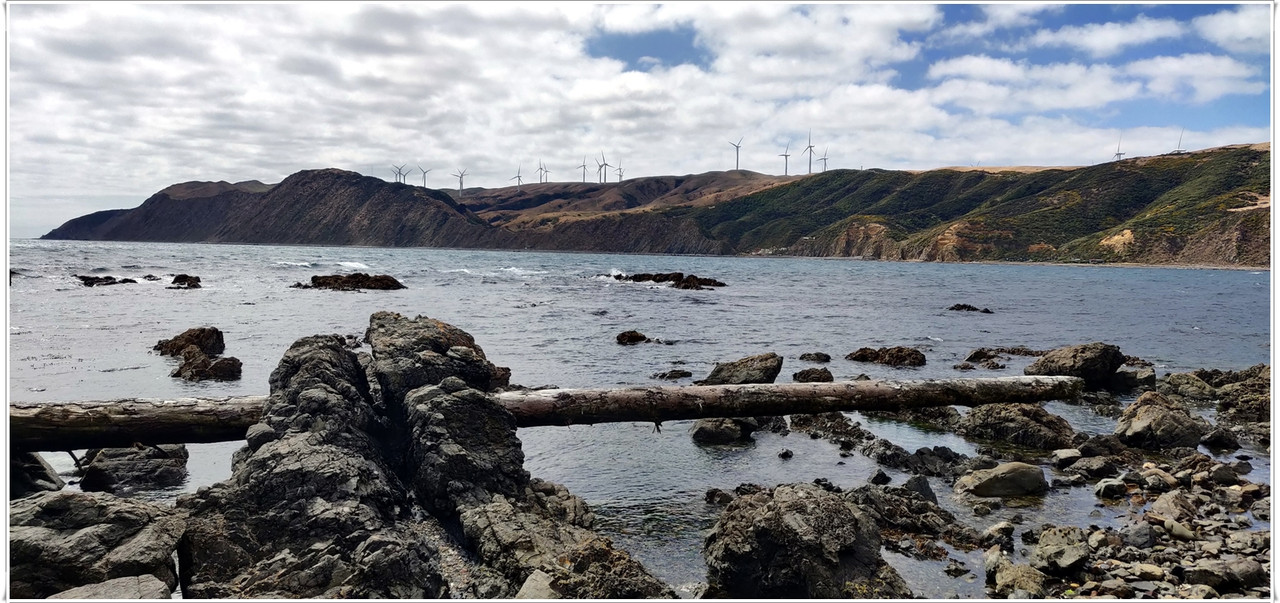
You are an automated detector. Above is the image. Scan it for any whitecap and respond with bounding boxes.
[273,261,315,268]
[500,267,549,276]
[926,336,943,342]
[440,268,473,274]
[336,261,370,270]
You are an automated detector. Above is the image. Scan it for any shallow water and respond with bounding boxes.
[9,239,1271,596]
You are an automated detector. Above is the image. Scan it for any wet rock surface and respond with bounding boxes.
[799,351,831,363]
[167,274,202,289]
[73,274,136,287]
[1114,391,1210,450]
[46,575,173,599]
[10,490,184,599]
[171,344,243,381]
[956,403,1075,450]
[703,483,912,598]
[11,451,65,499]
[1023,342,1125,390]
[79,444,189,495]
[846,346,927,367]
[948,303,993,313]
[153,326,226,356]
[792,367,833,382]
[612,271,726,290]
[291,272,407,291]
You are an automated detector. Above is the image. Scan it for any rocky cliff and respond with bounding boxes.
[43,144,1269,266]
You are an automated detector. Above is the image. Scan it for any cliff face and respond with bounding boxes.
[43,144,1269,266]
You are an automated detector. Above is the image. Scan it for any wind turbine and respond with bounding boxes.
[599,151,613,183]
[803,130,816,174]
[818,147,829,172]
[729,136,743,171]
[452,168,468,196]
[418,165,432,187]
[392,164,408,183]
[1173,128,1187,154]
[594,157,604,183]
[535,160,546,184]
[779,142,791,176]
[541,161,551,183]
[578,157,588,183]
[510,164,524,191]
[1113,133,1125,162]
[615,159,624,182]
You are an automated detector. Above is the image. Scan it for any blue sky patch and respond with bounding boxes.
[586,25,713,72]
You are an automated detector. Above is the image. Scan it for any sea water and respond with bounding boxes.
[7,239,1272,597]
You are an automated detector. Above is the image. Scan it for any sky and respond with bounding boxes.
[6,2,1274,238]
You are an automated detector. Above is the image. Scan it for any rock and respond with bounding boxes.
[993,563,1047,598]
[691,418,756,445]
[1023,342,1125,390]
[792,367,833,382]
[703,483,912,598]
[529,537,677,598]
[799,352,831,363]
[616,330,649,345]
[846,346,926,367]
[777,448,793,459]
[1201,426,1241,450]
[954,362,976,371]
[1051,448,1082,470]
[1066,455,1119,479]
[980,360,1006,370]
[1215,367,1270,424]
[948,303,992,313]
[864,405,961,430]
[1158,372,1217,400]
[955,403,1074,450]
[697,352,782,385]
[73,275,136,287]
[869,469,891,485]
[954,462,1049,498]
[902,475,937,504]
[167,274,202,289]
[142,274,161,281]
[291,273,407,291]
[1250,497,1270,520]
[1114,391,1210,449]
[983,545,1005,581]
[1030,526,1089,575]
[514,569,558,599]
[10,491,183,599]
[47,575,172,599]
[1121,522,1156,548]
[170,345,242,382]
[79,444,188,494]
[11,451,65,499]
[1094,478,1127,498]
[364,311,510,394]
[613,272,725,289]
[153,326,226,356]
[651,369,692,380]
[705,488,734,505]
[1133,563,1164,581]
[1108,367,1156,392]
[1077,433,1130,457]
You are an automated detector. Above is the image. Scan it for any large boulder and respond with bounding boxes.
[846,346,926,367]
[690,417,757,444]
[153,326,225,356]
[10,491,184,599]
[954,462,1049,497]
[79,444,188,495]
[1158,372,1216,400]
[696,352,783,385]
[1114,391,1210,450]
[793,367,833,382]
[11,451,65,499]
[47,575,172,599]
[292,273,407,291]
[364,310,511,396]
[170,345,242,381]
[703,483,912,598]
[1024,342,1125,390]
[1029,526,1089,575]
[956,403,1074,450]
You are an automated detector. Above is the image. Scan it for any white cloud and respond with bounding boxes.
[1025,15,1185,57]
[1193,5,1271,54]
[927,56,1141,114]
[942,3,1064,39]
[1126,53,1266,104]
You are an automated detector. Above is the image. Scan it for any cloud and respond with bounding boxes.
[927,56,1141,114]
[941,3,1064,39]
[1126,53,1266,104]
[1193,5,1271,54]
[1025,15,1185,57]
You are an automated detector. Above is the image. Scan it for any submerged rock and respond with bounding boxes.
[1023,342,1125,390]
[613,272,726,290]
[948,303,993,313]
[291,273,407,291]
[10,491,183,599]
[616,330,649,345]
[171,345,242,382]
[73,275,136,287]
[799,352,831,363]
[703,483,912,598]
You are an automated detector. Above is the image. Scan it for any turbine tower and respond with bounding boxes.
[510,164,524,191]
[1113,133,1125,162]
[615,159,624,182]
[818,147,829,172]
[1173,128,1187,154]
[541,161,551,183]
[452,168,468,196]
[535,160,546,184]
[392,164,408,183]
[594,157,604,183]
[779,142,791,176]
[729,136,743,171]
[803,130,816,174]
[578,157,588,183]
[418,165,432,187]
[599,152,613,183]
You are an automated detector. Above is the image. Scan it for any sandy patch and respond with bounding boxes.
[1227,193,1271,212]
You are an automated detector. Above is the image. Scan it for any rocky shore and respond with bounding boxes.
[9,317,1271,599]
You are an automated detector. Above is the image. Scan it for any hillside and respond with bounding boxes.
[42,144,1270,266]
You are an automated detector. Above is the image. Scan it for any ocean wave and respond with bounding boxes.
[336,262,370,270]
[273,261,316,268]
[500,267,549,276]
[440,268,473,274]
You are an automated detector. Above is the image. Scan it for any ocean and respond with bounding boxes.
[7,239,1272,597]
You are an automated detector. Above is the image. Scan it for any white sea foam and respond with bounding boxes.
[336,261,370,270]
[274,261,315,268]
[500,266,549,276]
[440,268,473,274]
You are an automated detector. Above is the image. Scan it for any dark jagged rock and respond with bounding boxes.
[10,451,65,499]
[846,346,926,367]
[79,444,188,495]
[1115,391,1210,450]
[364,310,510,395]
[616,330,649,345]
[954,462,1049,497]
[47,575,172,600]
[792,367,833,382]
[691,418,756,445]
[956,403,1075,450]
[799,352,831,363]
[1194,363,1268,388]
[1023,342,1125,390]
[846,484,984,554]
[153,326,226,356]
[170,345,243,381]
[613,272,726,289]
[73,275,136,287]
[864,405,962,430]
[292,273,407,291]
[519,538,677,598]
[651,369,692,380]
[167,274,202,289]
[10,491,183,599]
[948,303,993,313]
[696,352,782,385]
[703,483,912,598]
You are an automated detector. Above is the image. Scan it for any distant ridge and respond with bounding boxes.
[43,143,1270,267]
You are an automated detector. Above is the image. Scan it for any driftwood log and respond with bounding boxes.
[9,376,1081,452]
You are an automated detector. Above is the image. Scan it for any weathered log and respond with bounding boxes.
[9,376,1081,452]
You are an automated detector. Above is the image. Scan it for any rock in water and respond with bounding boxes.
[10,451,65,499]
[954,462,1049,497]
[167,274,202,289]
[1023,342,1125,390]
[364,310,511,396]
[1114,391,1210,450]
[697,352,783,385]
[291,273,407,290]
[799,352,831,363]
[10,491,183,599]
[792,367,833,382]
[153,326,225,356]
[703,483,912,598]
[846,346,926,367]
[956,403,1074,450]
[79,444,188,494]
[170,345,242,382]
[616,330,649,345]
